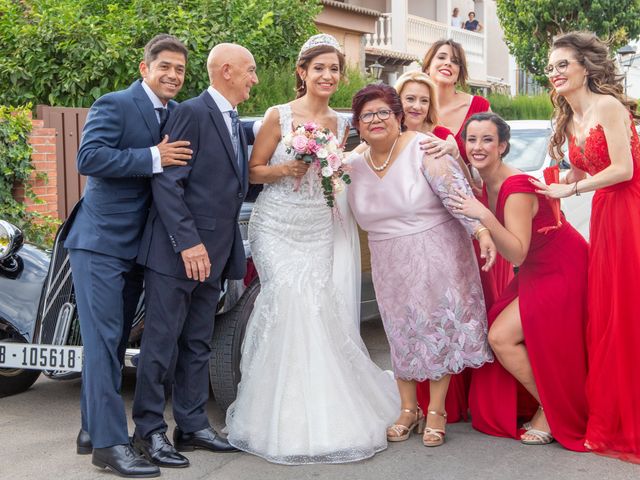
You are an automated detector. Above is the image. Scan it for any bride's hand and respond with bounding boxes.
[283,159,310,178]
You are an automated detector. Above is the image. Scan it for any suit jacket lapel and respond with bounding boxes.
[202,91,243,183]
[131,80,160,142]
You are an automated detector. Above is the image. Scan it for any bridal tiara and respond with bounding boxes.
[298,33,342,59]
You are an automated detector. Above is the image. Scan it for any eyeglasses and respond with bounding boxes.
[543,60,577,77]
[359,109,393,123]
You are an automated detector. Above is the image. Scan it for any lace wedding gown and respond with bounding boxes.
[225,104,399,465]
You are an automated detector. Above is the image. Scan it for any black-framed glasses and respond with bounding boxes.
[543,60,576,77]
[359,109,393,123]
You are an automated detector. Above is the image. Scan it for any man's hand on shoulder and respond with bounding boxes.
[157,135,192,168]
[180,243,211,282]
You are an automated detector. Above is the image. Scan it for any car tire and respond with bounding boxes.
[209,279,260,411]
[0,367,40,398]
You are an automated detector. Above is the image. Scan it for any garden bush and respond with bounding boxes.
[0,0,321,107]
[241,66,372,115]
[0,105,59,247]
[489,93,553,120]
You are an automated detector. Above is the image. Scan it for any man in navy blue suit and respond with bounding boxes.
[132,43,258,468]
[64,34,191,478]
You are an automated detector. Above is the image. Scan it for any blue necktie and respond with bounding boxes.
[155,107,169,131]
[229,110,243,171]
[229,110,239,156]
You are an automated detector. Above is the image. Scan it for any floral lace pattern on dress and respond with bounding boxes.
[368,151,492,381]
[422,154,482,236]
[569,122,640,176]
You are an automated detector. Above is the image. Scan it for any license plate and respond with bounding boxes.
[0,342,83,372]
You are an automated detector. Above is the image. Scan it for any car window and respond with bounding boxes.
[503,129,550,172]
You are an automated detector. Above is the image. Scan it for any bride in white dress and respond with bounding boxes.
[225,34,399,465]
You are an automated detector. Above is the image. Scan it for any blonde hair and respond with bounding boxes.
[549,31,639,161]
[394,71,439,127]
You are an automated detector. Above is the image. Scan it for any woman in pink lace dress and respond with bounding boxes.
[347,84,495,447]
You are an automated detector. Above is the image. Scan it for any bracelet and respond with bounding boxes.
[474,226,489,240]
[573,180,581,196]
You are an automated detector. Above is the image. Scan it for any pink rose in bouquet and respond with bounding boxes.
[291,135,308,154]
[283,122,351,208]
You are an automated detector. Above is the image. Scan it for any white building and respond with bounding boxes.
[323,0,512,93]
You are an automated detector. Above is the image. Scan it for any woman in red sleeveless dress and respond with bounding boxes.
[453,112,589,450]
[414,39,513,424]
[532,32,640,463]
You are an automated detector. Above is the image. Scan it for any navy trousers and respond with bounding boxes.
[68,248,143,448]
[132,268,221,438]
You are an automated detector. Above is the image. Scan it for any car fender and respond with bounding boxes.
[0,244,50,343]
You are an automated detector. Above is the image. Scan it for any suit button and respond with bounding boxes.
[237,192,244,199]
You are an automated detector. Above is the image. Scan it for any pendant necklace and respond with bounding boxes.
[367,135,400,172]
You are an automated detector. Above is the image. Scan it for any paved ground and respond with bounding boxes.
[1,319,637,480]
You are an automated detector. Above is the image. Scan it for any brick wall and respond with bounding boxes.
[12,119,60,219]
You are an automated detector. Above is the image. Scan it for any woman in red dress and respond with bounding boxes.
[415,39,513,423]
[532,31,640,463]
[453,112,589,450]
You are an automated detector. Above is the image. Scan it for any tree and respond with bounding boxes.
[0,0,320,108]
[496,1,640,83]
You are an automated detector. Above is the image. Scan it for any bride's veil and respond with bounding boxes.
[332,189,362,334]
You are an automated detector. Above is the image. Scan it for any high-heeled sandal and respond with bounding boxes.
[520,405,542,431]
[386,407,425,442]
[521,406,554,445]
[422,410,447,447]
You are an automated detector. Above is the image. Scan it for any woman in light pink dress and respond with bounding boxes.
[348,83,495,447]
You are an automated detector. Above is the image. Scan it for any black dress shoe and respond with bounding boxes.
[77,429,92,455]
[173,426,239,453]
[132,431,189,468]
[92,444,160,478]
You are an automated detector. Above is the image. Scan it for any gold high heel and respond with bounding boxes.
[386,407,425,442]
[422,410,447,447]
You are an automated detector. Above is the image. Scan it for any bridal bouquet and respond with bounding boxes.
[283,122,351,208]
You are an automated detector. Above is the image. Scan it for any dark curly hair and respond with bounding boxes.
[351,83,404,135]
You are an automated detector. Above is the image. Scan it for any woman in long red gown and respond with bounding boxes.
[415,39,513,423]
[453,112,589,450]
[533,31,640,463]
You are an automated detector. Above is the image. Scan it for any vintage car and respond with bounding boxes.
[0,117,371,410]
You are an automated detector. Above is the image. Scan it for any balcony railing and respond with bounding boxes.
[366,13,485,65]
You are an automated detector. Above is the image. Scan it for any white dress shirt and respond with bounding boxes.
[207,86,238,139]
[141,80,165,174]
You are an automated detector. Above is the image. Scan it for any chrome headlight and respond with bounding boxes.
[0,220,24,261]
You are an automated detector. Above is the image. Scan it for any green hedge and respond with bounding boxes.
[0,0,320,108]
[488,93,553,120]
[0,105,59,246]
[241,66,372,115]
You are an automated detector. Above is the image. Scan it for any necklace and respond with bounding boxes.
[367,135,400,172]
